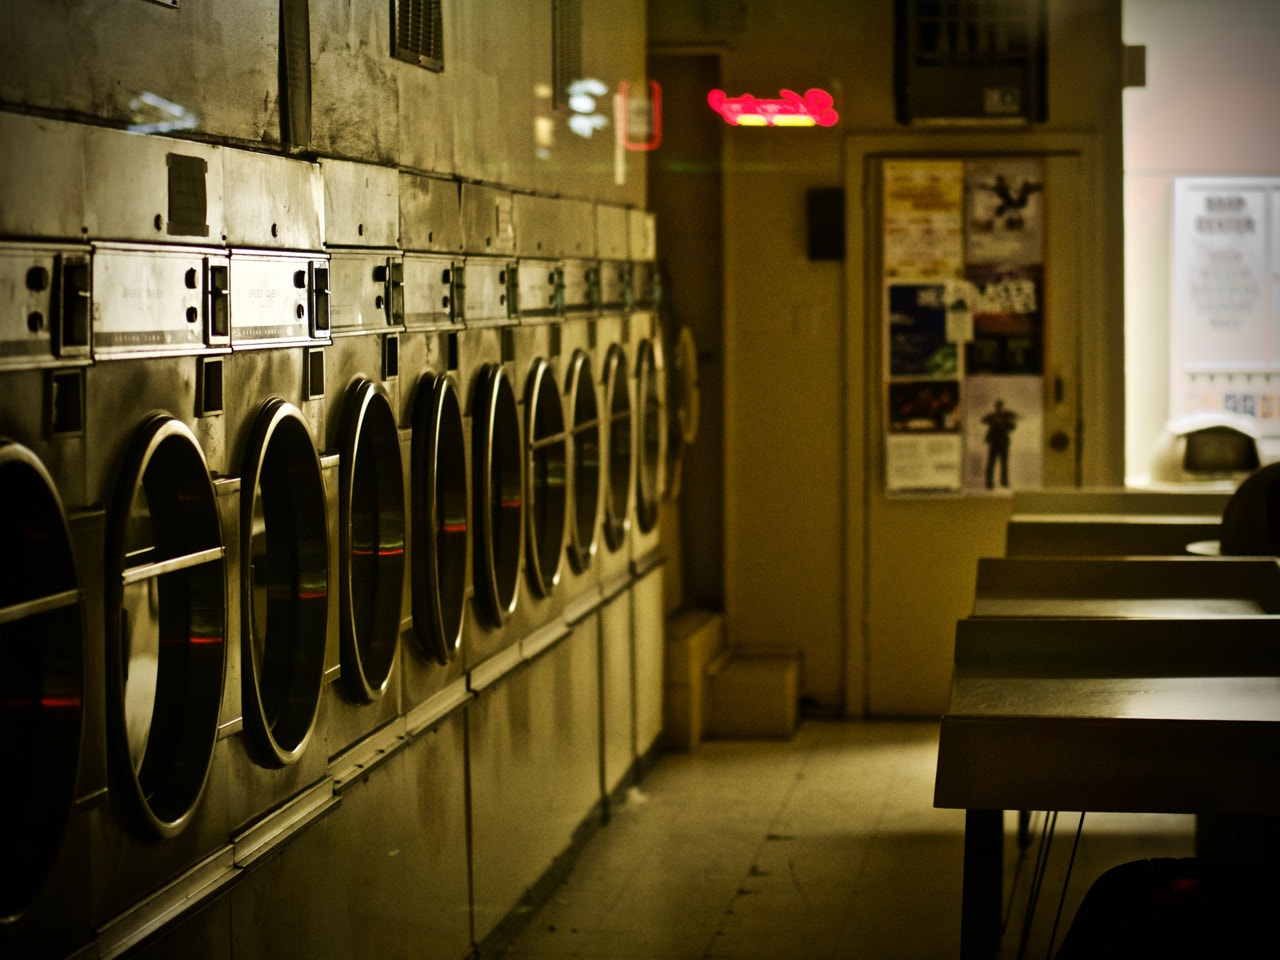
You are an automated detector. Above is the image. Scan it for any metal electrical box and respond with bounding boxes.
[894,0,1047,125]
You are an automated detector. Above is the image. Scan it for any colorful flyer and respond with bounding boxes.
[965,158,1044,266]
[963,375,1044,492]
[888,283,957,376]
[962,265,1044,375]
[883,160,964,279]
[887,379,961,433]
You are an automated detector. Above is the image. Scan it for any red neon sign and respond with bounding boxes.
[707,88,839,128]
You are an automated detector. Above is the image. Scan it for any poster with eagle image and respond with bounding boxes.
[965,159,1044,266]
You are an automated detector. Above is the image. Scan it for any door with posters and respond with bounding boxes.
[882,156,1070,494]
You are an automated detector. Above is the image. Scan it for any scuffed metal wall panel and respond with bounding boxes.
[310,0,400,164]
[396,0,458,177]
[0,0,279,146]
[450,0,542,190]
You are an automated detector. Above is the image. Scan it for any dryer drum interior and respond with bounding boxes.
[565,350,600,574]
[635,338,662,534]
[107,416,226,839]
[410,372,467,665]
[525,358,568,598]
[602,344,632,552]
[339,380,404,703]
[241,399,328,766]
[0,441,84,923]
[472,363,523,626]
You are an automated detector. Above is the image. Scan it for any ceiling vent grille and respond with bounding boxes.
[394,0,444,72]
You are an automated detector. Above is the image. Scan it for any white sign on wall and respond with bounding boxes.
[1170,178,1280,452]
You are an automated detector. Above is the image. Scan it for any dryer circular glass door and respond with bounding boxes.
[339,379,404,704]
[565,350,600,574]
[106,415,226,839]
[472,363,523,626]
[602,344,632,552]
[524,358,568,598]
[0,441,84,923]
[635,338,664,534]
[240,399,328,767]
[411,372,467,665]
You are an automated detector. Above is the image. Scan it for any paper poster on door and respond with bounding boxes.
[885,379,962,492]
[888,283,958,376]
[965,159,1044,266]
[963,375,1043,492]
[883,160,964,279]
[963,265,1044,375]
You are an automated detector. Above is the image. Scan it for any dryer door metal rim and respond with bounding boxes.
[0,439,84,924]
[565,349,601,575]
[337,379,404,704]
[410,371,468,666]
[471,363,523,628]
[634,337,664,535]
[105,415,226,840]
[524,358,568,599]
[240,398,329,768]
[602,344,632,553]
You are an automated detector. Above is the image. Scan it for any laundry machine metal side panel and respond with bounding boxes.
[467,624,601,945]
[0,367,89,510]
[121,895,232,960]
[599,589,634,798]
[88,736,239,926]
[632,567,665,760]
[83,356,228,503]
[230,711,471,960]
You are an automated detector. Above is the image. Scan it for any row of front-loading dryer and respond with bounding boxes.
[0,295,669,957]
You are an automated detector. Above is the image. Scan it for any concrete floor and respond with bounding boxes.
[494,721,1195,960]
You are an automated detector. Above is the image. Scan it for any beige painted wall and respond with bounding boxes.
[651,1,1126,716]
[1123,0,1280,482]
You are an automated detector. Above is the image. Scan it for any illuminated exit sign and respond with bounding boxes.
[707,88,839,127]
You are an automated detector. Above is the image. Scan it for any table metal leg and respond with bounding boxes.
[961,809,1003,960]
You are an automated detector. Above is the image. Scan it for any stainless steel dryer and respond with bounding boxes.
[0,440,92,960]
[0,119,98,956]
[64,126,248,940]
[313,160,409,765]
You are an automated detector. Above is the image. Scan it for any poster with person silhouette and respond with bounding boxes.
[965,159,1044,266]
[963,375,1043,492]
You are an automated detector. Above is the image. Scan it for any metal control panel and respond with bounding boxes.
[0,243,92,369]
[228,251,331,348]
[515,261,561,318]
[560,259,598,315]
[91,244,230,358]
[462,258,514,324]
[328,251,405,331]
[402,254,458,330]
